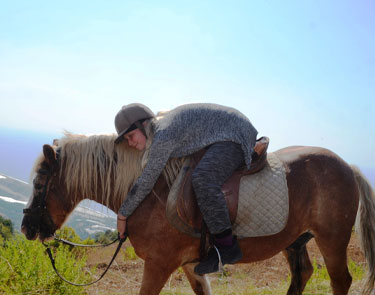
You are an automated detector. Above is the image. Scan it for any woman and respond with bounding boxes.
[115,103,258,274]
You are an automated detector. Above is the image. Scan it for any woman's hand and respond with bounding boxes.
[117,213,127,239]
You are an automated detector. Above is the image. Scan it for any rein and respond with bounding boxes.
[53,234,120,247]
[43,234,127,286]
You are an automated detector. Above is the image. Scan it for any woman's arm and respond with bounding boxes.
[118,140,172,217]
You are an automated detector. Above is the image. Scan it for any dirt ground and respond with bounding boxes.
[85,233,366,294]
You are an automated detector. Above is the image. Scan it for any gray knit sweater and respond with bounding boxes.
[119,103,258,217]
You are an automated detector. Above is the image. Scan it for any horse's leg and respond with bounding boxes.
[139,257,178,295]
[314,234,352,295]
[182,263,212,295]
[283,232,314,295]
[283,247,313,294]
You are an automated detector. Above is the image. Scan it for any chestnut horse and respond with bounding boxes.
[21,134,375,295]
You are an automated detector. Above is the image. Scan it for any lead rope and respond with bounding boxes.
[43,234,127,286]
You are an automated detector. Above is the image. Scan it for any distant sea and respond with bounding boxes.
[0,127,61,182]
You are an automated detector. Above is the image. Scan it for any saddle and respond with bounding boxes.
[175,137,269,231]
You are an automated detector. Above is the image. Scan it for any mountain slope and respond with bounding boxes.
[0,173,116,239]
[0,174,31,202]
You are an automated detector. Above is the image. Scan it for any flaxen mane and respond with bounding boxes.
[32,131,185,209]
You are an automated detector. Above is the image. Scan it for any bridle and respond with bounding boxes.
[23,166,57,236]
[22,148,127,286]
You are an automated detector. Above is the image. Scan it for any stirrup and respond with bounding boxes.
[213,245,224,273]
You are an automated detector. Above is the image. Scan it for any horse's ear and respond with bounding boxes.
[43,144,57,166]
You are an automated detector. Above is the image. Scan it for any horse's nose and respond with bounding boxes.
[21,224,27,235]
[21,223,38,240]
[21,217,31,235]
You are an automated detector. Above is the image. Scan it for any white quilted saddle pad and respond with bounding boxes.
[165,152,289,238]
[233,152,289,238]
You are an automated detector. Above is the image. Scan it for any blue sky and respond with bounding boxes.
[0,1,374,170]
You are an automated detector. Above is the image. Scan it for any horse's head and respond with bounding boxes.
[21,144,72,241]
[21,133,151,241]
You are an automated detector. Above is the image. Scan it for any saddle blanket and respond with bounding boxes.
[166,152,289,238]
[232,152,289,237]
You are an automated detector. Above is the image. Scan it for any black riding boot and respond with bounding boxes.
[194,236,243,274]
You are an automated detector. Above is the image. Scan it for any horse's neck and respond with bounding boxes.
[66,181,121,214]
[88,189,123,214]
[60,138,144,214]
[115,176,170,218]
[69,158,173,216]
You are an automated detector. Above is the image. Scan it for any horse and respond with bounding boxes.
[21,133,375,295]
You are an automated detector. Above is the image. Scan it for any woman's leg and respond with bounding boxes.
[191,141,245,274]
[191,141,245,234]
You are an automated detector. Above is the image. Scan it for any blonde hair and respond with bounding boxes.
[32,130,185,209]
[58,132,143,209]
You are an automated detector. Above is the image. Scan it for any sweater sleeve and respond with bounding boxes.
[119,139,172,217]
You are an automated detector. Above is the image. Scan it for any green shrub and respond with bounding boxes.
[123,246,138,260]
[0,216,14,243]
[0,227,94,295]
[93,229,117,244]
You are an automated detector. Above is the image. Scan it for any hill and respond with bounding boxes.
[0,174,31,202]
[0,173,116,239]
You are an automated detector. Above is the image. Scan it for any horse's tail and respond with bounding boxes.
[352,165,375,295]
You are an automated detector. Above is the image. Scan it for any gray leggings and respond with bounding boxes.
[191,141,245,235]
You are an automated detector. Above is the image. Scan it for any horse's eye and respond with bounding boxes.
[34,183,43,190]
[33,178,43,190]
